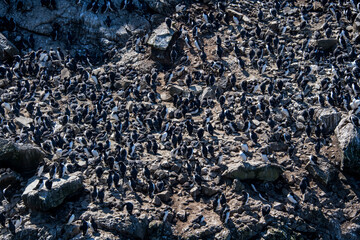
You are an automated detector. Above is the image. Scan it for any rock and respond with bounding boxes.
[305,159,337,186]
[0,33,19,60]
[60,68,71,80]
[0,138,44,176]
[99,214,149,239]
[201,184,219,197]
[222,160,283,181]
[144,0,181,14]
[157,190,172,203]
[0,169,22,188]
[153,195,162,206]
[315,38,337,51]
[15,116,33,128]
[22,172,83,211]
[283,7,298,16]
[268,142,288,152]
[200,87,216,101]
[232,179,245,192]
[316,108,341,134]
[147,22,178,64]
[335,118,360,175]
[177,210,187,222]
[262,227,290,240]
[168,85,185,97]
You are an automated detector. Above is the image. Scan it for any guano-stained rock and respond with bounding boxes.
[222,160,283,181]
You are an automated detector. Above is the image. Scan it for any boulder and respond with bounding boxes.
[222,160,283,181]
[200,87,216,101]
[335,118,360,175]
[15,116,33,128]
[98,214,149,239]
[316,108,341,134]
[22,172,84,211]
[315,38,337,51]
[147,22,178,64]
[305,159,337,186]
[201,184,219,197]
[0,33,19,60]
[144,0,181,14]
[168,85,185,97]
[0,138,44,176]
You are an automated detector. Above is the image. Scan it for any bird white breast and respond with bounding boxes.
[240,152,247,161]
[287,193,297,204]
[67,214,75,225]
[241,143,248,152]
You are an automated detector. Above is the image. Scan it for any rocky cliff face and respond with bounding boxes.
[0,0,181,57]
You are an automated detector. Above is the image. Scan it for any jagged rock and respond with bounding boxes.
[305,159,337,186]
[0,138,44,176]
[168,85,185,96]
[315,38,337,50]
[157,190,172,202]
[147,22,178,64]
[222,160,283,181]
[99,214,149,239]
[1,1,150,52]
[0,169,22,190]
[262,228,291,240]
[14,116,33,128]
[201,184,219,197]
[316,108,341,134]
[200,87,216,101]
[22,172,83,211]
[0,33,19,60]
[335,118,360,175]
[144,0,181,14]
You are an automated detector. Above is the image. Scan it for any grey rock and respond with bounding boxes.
[0,33,19,60]
[316,108,341,134]
[200,87,216,101]
[144,0,181,14]
[315,38,337,50]
[0,138,44,176]
[168,85,185,97]
[335,118,360,175]
[147,22,177,64]
[157,190,172,202]
[222,160,283,181]
[148,22,175,51]
[99,214,149,239]
[14,116,33,128]
[201,184,219,197]
[22,172,83,211]
[305,159,337,186]
[2,1,150,52]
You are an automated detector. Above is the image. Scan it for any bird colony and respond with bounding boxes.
[0,0,360,240]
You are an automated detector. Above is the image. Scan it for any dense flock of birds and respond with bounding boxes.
[0,0,360,238]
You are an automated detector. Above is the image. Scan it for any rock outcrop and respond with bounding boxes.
[0,32,19,60]
[335,118,360,175]
[0,138,44,176]
[222,160,284,181]
[22,172,84,211]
